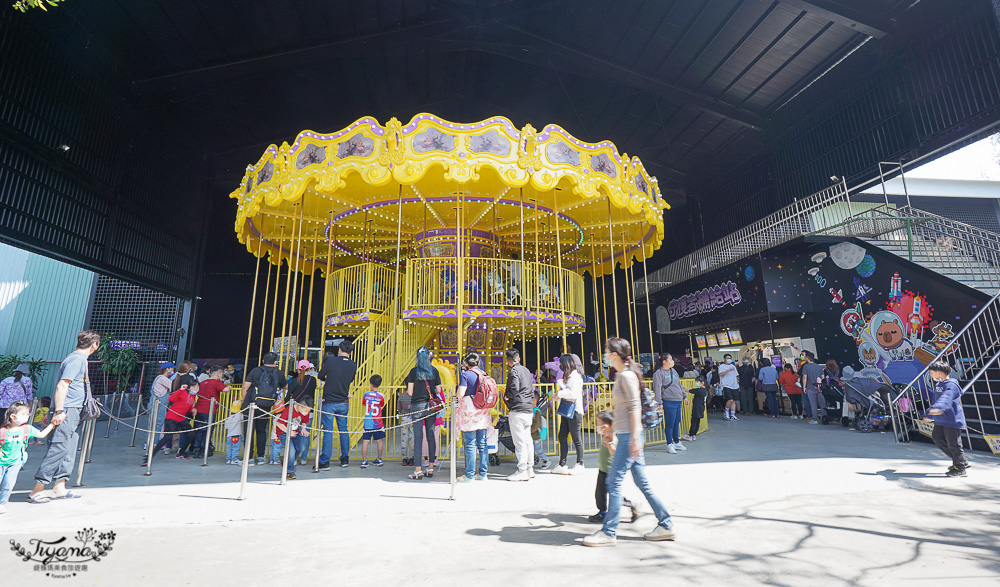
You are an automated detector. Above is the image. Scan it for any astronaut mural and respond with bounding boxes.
[814,241,963,385]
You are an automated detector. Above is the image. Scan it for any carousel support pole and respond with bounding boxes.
[552,191,568,352]
[640,234,656,359]
[302,236,316,367]
[245,237,264,385]
[319,218,336,373]
[606,198,620,336]
[280,203,305,372]
[575,247,585,360]
[258,249,274,366]
[534,200,542,380]
[620,225,637,345]
[518,188,527,356]
[267,224,287,362]
[451,188,464,500]
[390,185,404,384]
[589,234,603,371]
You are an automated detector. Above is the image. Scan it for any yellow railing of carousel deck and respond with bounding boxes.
[406,257,585,317]
[324,263,399,318]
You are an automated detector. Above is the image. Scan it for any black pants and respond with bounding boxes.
[245,405,271,460]
[595,470,632,513]
[558,413,584,466]
[151,419,194,458]
[191,412,215,453]
[932,424,967,468]
[789,394,803,416]
[411,401,437,464]
[688,416,701,437]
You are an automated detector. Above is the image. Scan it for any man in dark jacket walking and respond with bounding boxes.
[504,348,535,482]
[923,360,969,477]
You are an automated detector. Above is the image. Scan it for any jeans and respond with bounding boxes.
[789,394,803,417]
[411,401,437,465]
[803,391,814,418]
[226,435,242,461]
[278,432,310,474]
[34,406,82,486]
[462,429,488,478]
[270,436,283,463]
[807,389,827,419]
[738,386,755,413]
[932,424,966,468]
[399,414,413,459]
[533,439,550,465]
[0,460,23,506]
[320,401,350,465]
[192,412,215,453]
[764,390,779,416]
[508,411,534,474]
[662,401,683,444]
[558,412,584,466]
[601,431,672,538]
[151,419,195,458]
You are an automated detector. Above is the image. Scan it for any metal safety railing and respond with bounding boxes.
[888,291,1000,446]
[637,180,852,299]
[324,262,400,318]
[405,257,586,318]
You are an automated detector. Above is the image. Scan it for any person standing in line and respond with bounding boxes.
[757,360,780,418]
[404,346,443,479]
[456,353,492,482]
[682,364,699,379]
[551,354,586,474]
[147,362,174,450]
[240,352,286,466]
[584,337,675,547]
[737,358,756,416]
[143,378,199,464]
[778,364,802,419]
[316,340,357,470]
[0,363,33,409]
[923,361,969,477]
[359,375,386,469]
[681,375,708,441]
[718,353,740,421]
[504,348,536,482]
[654,354,688,454]
[192,365,226,456]
[224,400,244,465]
[275,395,313,479]
[800,351,826,424]
[27,330,100,504]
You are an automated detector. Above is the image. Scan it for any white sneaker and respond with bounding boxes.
[674,442,687,451]
[507,471,530,482]
[0,505,7,514]
[644,525,676,541]
[570,463,586,474]
[667,443,677,454]
[583,530,617,547]
[550,465,570,475]
[730,414,740,421]
[528,468,536,479]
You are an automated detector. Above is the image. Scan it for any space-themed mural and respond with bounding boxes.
[655,237,988,388]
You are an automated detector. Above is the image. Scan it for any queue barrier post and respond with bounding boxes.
[129,395,143,448]
[280,399,294,485]
[144,400,159,477]
[105,393,119,438]
[238,404,255,501]
[202,398,216,467]
[74,419,93,487]
[84,413,97,464]
[312,398,324,472]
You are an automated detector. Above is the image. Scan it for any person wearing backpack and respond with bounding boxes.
[551,354,585,475]
[584,337,675,547]
[240,352,286,466]
[456,352,493,482]
[1,402,56,513]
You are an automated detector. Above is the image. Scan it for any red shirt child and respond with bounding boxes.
[166,388,197,422]
[275,403,312,439]
[196,378,227,414]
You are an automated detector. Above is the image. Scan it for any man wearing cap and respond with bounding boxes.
[147,362,175,450]
[0,363,33,409]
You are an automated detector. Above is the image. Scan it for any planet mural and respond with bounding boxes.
[856,254,876,277]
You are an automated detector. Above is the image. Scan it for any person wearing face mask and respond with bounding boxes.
[923,361,969,477]
[143,377,200,465]
[1,401,56,513]
[718,354,740,421]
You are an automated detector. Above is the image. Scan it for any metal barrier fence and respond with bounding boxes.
[205,378,709,463]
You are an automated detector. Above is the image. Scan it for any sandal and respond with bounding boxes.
[426,465,434,478]
[408,470,424,480]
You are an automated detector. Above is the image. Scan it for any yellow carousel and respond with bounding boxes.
[226,113,697,462]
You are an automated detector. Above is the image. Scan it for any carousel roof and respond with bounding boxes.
[231,114,668,277]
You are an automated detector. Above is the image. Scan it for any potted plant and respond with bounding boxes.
[95,334,142,397]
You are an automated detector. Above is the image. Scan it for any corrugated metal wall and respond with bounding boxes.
[0,241,93,396]
[695,0,1000,249]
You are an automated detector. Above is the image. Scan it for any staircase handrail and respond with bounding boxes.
[889,291,1000,405]
[901,205,1000,246]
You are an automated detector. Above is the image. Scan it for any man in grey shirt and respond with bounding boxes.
[800,351,827,424]
[504,348,535,482]
[29,330,101,503]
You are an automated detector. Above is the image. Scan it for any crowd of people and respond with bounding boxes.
[0,329,972,534]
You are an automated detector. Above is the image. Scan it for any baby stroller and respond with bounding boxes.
[843,377,892,433]
[820,382,849,427]
[490,414,514,466]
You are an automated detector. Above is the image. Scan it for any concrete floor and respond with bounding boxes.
[2,414,999,586]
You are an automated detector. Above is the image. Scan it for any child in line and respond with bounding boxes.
[589,411,637,524]
[531,405,551,470]
[276,396,312,480]
[29,397,51,445]
[224,400,244,465]
[398,386,414,467]
[361,375,386,468]
[1,402,55,514]
[143,378,199,466]
[681,376,709,441]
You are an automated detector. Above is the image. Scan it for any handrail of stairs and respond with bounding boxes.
[955,347,1000,449]
[888,291,1000,443]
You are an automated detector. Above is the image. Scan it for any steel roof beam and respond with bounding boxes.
[780,0,893,39]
